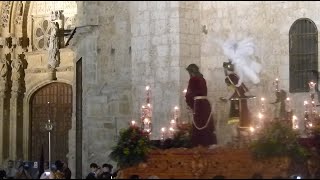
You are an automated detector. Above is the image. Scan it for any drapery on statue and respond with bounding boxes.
[11,57,23,82]
[221,61,252,128]
[0,58,8,81]
[218,37,261,129]
[48,21,60,69]
[185,63,217,147]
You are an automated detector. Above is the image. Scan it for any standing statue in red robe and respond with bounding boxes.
[185,64,217,147]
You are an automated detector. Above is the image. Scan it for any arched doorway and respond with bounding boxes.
[30,82,72,163]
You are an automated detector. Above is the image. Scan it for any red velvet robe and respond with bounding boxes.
[185,76,217,147]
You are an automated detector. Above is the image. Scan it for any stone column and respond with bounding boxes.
[0,57,10,164]
[0,83,7,165]
[9,56,24,160]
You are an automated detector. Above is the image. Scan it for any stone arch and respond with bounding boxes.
[26,81,73,161]
[22,79,72,160]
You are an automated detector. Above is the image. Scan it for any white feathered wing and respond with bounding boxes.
[222,37,261,86]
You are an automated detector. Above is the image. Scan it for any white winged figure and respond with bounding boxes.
[221,37,262,87]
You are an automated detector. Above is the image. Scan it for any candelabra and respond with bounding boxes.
[160,127,166,142]
[304,81,319,136]
[273,78,280,92]
[255,97,265,131]
[45,102,53,170]
[141,86,152,134]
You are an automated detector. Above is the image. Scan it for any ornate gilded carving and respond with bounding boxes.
[120,147,293,179]
[1,1,11,28]
[191,148,208,178]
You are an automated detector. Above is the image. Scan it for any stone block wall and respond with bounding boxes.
[71,1,320,177]
[199,1,320,144]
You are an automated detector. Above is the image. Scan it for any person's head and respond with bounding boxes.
[55,160,64,171]
[90,163,98,172]
[223,61,234,72]
[186,64,203,77]
[7,160,14,168]
[44,161,49,169]
[130,174,140,179]
[62,161,68,169]
[0,168,6,179]
[102,163,113,173]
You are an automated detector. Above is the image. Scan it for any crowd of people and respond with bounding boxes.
[0,159,71,179]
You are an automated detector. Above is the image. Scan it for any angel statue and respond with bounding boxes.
[220,37,262,87]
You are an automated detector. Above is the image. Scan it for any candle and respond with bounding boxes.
[174,106,179,119]
[183,89,187,94]
[292,115,298,130]
[146,85,151,103]
[169,127,175,138]
[131,120,136,126]
[286,97,292,112]
[273,78,279,92]
[160,127,166,141]
[260,97,265,113]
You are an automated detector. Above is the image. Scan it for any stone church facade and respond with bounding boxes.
[0,1,319,178]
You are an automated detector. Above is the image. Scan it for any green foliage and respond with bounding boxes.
[109,126,152,168]
[172,124,192,148]
[250,121,310,162]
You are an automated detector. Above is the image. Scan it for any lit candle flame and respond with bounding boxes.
[169,127,174,131]
[261,97,265,101]
[304,101,308,105]
[170,119,175,124]
[249,127,255,133]
[146,86,150,91]
[286,97,290,101]
[147,103,151,107]
[131,120,136,126]
[161,127,166,132]
[183,89,187,93]
[174,106,179,110]
[258,112,263,119]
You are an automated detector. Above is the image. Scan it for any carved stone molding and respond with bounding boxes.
[14,1,23,25]
[0,58,9,82]
[25,66,74,74]
[1,1,11,28]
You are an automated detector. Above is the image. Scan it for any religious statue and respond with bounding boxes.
[17,1,23,16]
[11,57,23,82]
[48,21,60,69]
[271,89,287,121]
[0,58,8,81]
[185,63,217,147]
[221,61,252,128]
